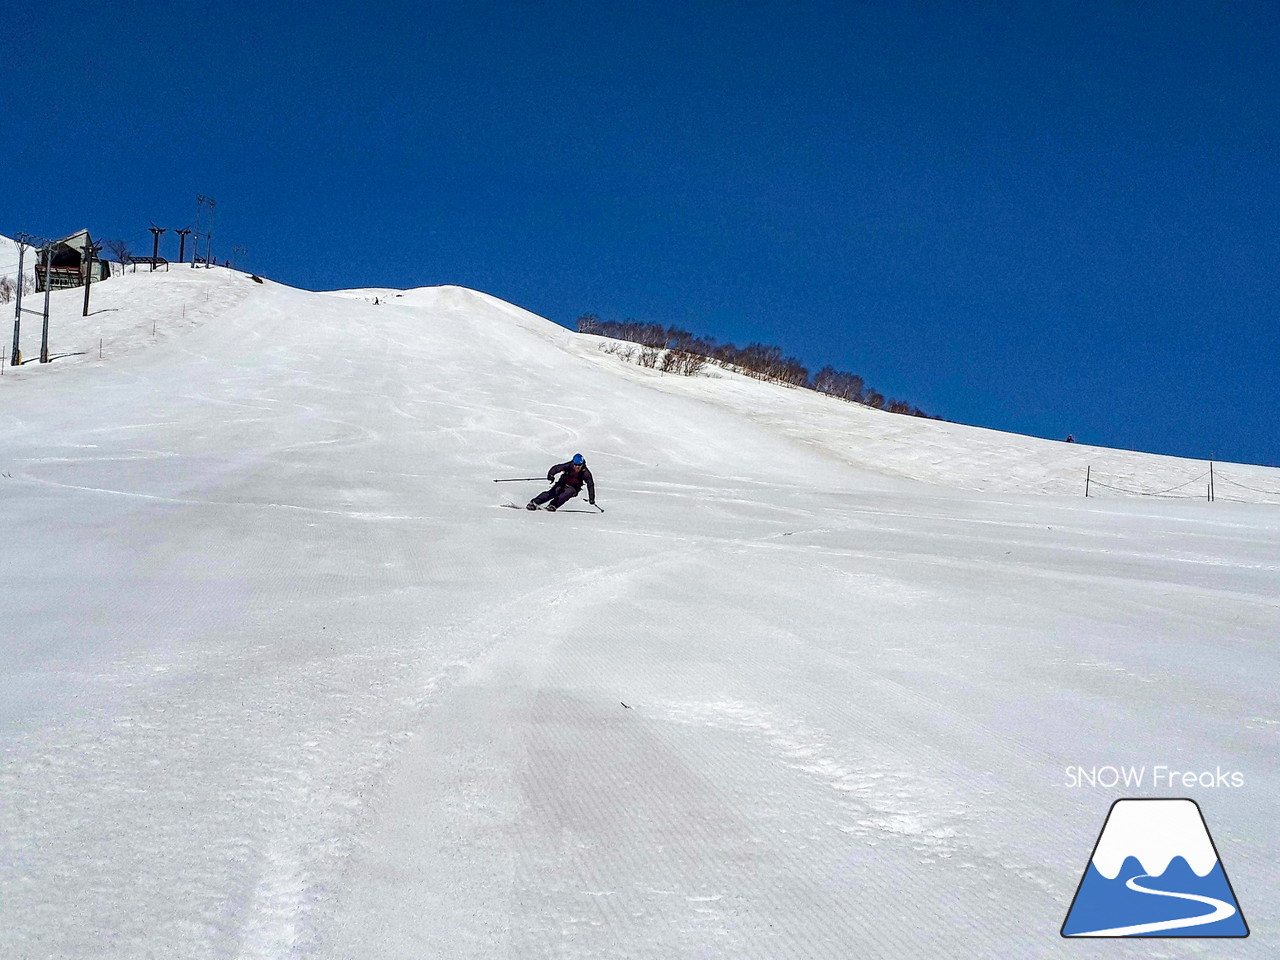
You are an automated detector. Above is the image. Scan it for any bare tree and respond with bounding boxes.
[579,311,928,412]
[813,366,865,402]
[103,239,131,275]
[675,351,706,376]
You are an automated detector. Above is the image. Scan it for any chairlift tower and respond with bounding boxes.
[147,224,167,272]
[82,236,102,317]
[193,195,217,267]
[11,233,55,365]
[192,194,217,267]
[204,197,216,267]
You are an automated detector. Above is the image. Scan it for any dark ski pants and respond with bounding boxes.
[530,483,579,509]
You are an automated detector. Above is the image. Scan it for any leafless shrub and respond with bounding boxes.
[581,312,928,409]
[665,349,706,376]
[813,366,865,402]
[0,276,13,305]
[603,343,708,377]
[599,342,636,363]
[684,352,707,376]
[103,239,131,268]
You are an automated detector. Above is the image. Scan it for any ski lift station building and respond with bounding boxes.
[33,230,110,292]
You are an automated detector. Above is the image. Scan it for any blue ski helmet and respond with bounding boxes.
[571,453,585,466]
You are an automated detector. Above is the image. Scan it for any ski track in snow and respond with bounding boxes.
[1,266,1277,959]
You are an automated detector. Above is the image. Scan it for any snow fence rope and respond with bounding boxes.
[1086,467,1280,504]
[1213,471,1280,499]
[1088,470,1212,499]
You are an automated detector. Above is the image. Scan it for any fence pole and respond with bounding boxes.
[1085,465,1091,498]
[1210,462,1215,503]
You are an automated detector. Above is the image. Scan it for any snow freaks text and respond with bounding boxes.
[1065,766,1245,789]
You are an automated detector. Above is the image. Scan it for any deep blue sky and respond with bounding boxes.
[4,1,1278,466]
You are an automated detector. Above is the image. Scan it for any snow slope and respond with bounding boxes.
[2,265,1277,958]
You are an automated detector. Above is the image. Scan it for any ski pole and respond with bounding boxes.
[592,502,605,513]
[493,477,545,482]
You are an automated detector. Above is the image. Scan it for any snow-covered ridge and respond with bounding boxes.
[6,265,1279,498]
[1091,799,1219,879]
[334,283,1280,497]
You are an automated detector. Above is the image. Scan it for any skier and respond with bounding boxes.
[527,453,595,511]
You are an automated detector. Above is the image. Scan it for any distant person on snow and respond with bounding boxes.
[1066,434,1075,443]
[527,454,595,511]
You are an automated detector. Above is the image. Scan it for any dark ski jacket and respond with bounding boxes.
[548,461,595,501]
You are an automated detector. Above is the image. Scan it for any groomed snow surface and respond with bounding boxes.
[2,261,1277,958]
